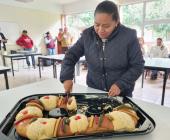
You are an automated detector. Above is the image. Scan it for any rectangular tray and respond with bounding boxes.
[0,93,155,140]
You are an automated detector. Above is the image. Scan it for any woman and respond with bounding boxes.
[138,37,146,56]
[60,1,144,97]
[44,32,56,55]
[57,28,63,54]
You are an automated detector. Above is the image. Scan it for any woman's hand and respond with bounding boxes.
[63,80,73,93]
[108,84,121,96]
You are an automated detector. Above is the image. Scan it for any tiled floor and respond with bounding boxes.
[0,63,170,107]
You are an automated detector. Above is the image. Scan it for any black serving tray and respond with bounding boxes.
[0,93,156,140]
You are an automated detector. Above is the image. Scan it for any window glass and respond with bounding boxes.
[146,0,170,20]
[120,3,143,36]
[66,12,93,42]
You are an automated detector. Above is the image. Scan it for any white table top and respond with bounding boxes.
[17,50,36,54]
[38,54,65,59]
[144,57,170,68]
[38,54,86,61]
[0,66,10,71]
[0,79,170,140]
[3,52,41,57]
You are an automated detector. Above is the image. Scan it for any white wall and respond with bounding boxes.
[0,4,61,55]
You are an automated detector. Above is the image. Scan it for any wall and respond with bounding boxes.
[0,4,61,54]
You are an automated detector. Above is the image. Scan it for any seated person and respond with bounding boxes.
[149,38,168,80]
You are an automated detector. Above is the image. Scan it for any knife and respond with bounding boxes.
[65,92,70,103]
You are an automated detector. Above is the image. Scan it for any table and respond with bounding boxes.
[38,54,86,79]
[0,78,170,140]
[3,52,42,76]
[142,57,170,105]
[0,66,10,89]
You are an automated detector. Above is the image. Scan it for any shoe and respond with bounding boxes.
[150,76,154,80]
[150,75,157,80]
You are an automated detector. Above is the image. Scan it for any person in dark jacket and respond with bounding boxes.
[0,30,7,51]
[60,1,144,97]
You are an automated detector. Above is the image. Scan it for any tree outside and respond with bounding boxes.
[67,0,170,46]
[120,0,170,42]
[120,3,143,37]
[67,12,93,42]
[146,0,170,20]
[67,11,93,29]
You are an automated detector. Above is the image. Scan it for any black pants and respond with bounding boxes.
[0,46,6,51]
[61,47,68,54]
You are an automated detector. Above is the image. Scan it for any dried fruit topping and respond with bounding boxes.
[94,115,99,125]
[30,118,38,123]
[114,104,133,110]
[41,121,47,125]
[64,118,70,124]
[44,96,50,99]
[75,115,81,120]
[62,118,67,133]
[22,110,28,115]
[98,114,104,127]
[14,115,38,126]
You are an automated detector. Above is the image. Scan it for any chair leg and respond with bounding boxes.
[22,59,25,68]
[145,70,147,79]
[17,60,19,71]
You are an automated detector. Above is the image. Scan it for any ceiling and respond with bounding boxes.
[0,0,81,5]
[0,0,82,13]
[0,0,153,14]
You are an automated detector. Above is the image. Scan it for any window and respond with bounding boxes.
[146,0,170,20]
[66,12,93,42]
[67,11,93,29]
[144,23,170,42]
[65,1,170,52]
[144,24,170,52]
[120,3,143,37]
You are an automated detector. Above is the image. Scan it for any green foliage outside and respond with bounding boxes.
[67,11,93,28]
[146,0,170,20]
[67,0,170,40]
[120,3,143,27]
[121,0,170,40]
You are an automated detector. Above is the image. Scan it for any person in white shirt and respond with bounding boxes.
[149,38,168,58]
[149,38,168,80]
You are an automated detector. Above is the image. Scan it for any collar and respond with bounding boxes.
[92,23,121,42]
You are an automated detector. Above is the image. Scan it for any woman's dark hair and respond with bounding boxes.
[46,31,50,35]
[22,30,27,33]
[94,0,119,21]
[157,37,162,41]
